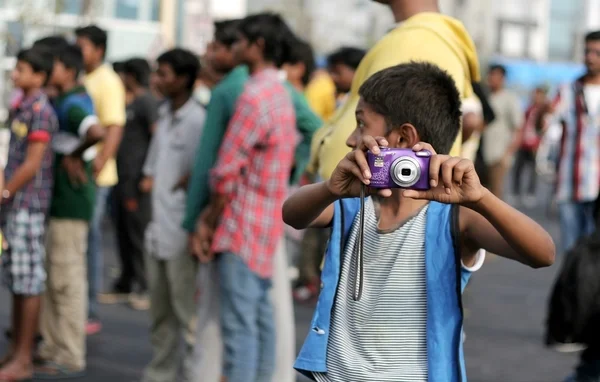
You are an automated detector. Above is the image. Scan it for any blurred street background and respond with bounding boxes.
[0,0,598,381]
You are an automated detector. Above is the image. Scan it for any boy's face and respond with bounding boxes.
[329,63,355,93]
[282,62,305,87]
[208,40,237,73]
[155,62,185,97]
[346,98,420,150]
[48,60,69,88]
[486,69,505,91]
[232,33,259,67]
[11,60,45,91]
[76,36,103,69]
[585,39,600,75]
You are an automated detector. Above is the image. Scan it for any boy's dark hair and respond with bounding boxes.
[55,44,84,77]
[488,64,506,76]
[75,25,107,57]
[285,38,315,86]
[33,35,70,52]
[156,48,200,91]
[358,62,462,155]
[214,19,241,47]
[124,58,151,87]
[238,13,293,67]
[585,30,600,42]
[327,47,366,70]
[16,48,54,85]
[113,61,125,73]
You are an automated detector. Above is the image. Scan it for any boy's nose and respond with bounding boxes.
[346,130,359,149]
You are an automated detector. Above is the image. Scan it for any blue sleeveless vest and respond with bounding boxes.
[294,198,472,382]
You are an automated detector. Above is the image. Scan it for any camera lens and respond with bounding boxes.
[390,156,421,187]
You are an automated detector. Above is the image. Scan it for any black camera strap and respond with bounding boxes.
[352,184,366,301]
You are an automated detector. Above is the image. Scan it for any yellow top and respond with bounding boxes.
[304,71,337,122]
[83,64,127,187]
[307,12,480,180]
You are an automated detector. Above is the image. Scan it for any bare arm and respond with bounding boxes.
[283,181,336,229]
[460,190,555,268]
[4,141,48,196]
[94,123,123,176]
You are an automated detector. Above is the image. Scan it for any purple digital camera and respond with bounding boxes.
[367,148,431,190]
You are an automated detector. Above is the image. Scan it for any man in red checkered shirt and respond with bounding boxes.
[198,13,298,382]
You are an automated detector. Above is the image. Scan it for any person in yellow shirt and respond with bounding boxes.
[305,70,337,122]
[307,0,480,182]
[75,25,126,335]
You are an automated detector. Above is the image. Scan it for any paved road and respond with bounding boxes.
[0,186,581,381]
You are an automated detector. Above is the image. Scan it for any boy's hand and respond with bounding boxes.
[124,198,138,212]
[192,208,216,263]
[327,135,392,198]
[92,155,108,180]
[139,176,153,193]
[62,156,87,187]
[403,142,487,205]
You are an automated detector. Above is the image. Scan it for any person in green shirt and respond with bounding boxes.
[183,20,321,234]
[35,44,105,379]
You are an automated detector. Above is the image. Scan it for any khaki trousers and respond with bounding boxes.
[488,161,509,200]
[39,219,89,371]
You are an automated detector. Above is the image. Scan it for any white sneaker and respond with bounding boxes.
[550,342,587,353]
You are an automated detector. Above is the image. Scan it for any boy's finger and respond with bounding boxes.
[428,155,442,187]
[402,189,429,200]
[441,157,461,191]
[352,150,372,180]
[376,189,392,197]
[374,136,389,148]
[452,160,471,185]
[413,142,437,155]
[360,135,381,154]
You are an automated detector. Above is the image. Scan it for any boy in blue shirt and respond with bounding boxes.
[284,62,555,382]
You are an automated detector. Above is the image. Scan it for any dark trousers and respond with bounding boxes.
[114,187,151,293]
[513,148,537,196]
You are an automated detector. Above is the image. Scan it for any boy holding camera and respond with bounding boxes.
[284,62,555,382]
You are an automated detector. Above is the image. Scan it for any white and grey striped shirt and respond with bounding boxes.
[313,198,484,382]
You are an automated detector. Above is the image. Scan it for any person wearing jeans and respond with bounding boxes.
[86,185,110,321]
[197,14,297,382]
[75,25,126,334]
[554,31,600,254]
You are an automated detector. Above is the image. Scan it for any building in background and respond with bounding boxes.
[0,0,172,120]
[442,0,600,63]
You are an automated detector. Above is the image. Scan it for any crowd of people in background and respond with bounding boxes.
[0,0,597,381]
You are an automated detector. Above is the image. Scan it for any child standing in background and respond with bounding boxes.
[0,48,57,382]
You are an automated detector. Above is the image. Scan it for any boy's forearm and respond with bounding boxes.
[469,189,555,268]
[4,161,38,195]
[283,181,338,229]
[97,124,123,163]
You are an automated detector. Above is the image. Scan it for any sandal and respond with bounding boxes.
[0,371,32,382]
[33,362,85,380]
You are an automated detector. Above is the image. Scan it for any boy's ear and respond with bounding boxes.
[255,37,266,53]
[386,123,420,149]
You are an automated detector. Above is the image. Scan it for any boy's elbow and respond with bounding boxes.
[530,238,556,269]
[88,125,105,144]
[282,200,303,230]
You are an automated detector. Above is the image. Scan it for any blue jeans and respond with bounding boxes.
[218,253,275,382]
[87,186,111,319]
[558,201,596,254]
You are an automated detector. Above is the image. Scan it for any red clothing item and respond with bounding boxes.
[210,68,297,278]
[520,105,544,151]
